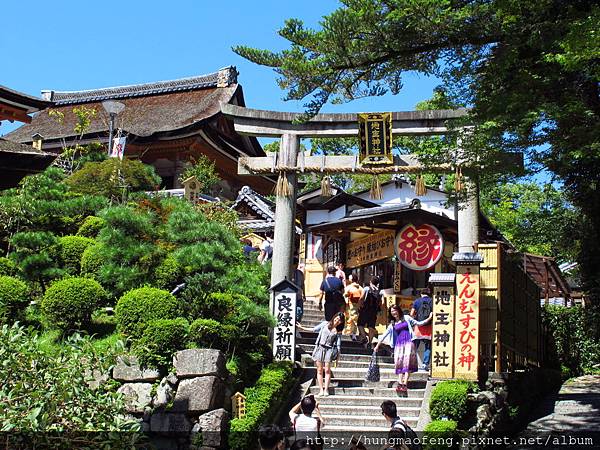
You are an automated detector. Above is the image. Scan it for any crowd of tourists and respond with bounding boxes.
[297,263,433,396]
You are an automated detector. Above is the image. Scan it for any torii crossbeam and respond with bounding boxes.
[221,103,477,289]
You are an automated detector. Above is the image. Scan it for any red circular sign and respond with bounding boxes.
[395,224,444,271]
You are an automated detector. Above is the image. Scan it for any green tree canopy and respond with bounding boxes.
[235,0,600,300]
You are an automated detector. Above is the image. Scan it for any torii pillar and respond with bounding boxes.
[220,103,476,288]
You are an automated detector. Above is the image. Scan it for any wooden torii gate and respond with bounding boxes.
[220,103,479,289]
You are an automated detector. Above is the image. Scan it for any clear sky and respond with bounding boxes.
[0,0,440,137]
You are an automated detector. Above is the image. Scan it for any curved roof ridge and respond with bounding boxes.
[46,66,237,105]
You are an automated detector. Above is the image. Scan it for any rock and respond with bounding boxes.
[143,406,152,422]
[166,372,179,386]
[173,349,226,379]
[150,412,192,435]
[476,404,492,426]
[141,421,150,433]
[172,376,224,414]
[117,383,153,414]
[85,367,109,390]
[195,408,230,448]
[113,355,160,382]
[153,377,176,409]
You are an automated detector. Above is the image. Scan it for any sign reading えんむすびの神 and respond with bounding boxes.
[454,265,479,380]
[358,113,393,165]
[346,230,396,269]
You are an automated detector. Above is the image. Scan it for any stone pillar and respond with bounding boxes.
[270,134,299,289]
[456,128,480,253]
[457,179,480,253]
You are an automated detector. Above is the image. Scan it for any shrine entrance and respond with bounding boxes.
[221,104,528,379]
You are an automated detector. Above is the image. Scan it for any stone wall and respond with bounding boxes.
[113,348,231,450]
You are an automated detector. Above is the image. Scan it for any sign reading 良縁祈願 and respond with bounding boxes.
[270,280,298,362]
[358,113,393,165]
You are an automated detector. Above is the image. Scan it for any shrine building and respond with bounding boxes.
[298,177,503,306]
[5,67,274,198]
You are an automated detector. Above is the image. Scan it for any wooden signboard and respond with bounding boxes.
[454,265,480,380]
[358,113,393,165]
[431,286,456,379]
[272,284,297,362]
[346,230,396,268]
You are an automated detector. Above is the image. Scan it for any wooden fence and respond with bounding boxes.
[478,243,543,373]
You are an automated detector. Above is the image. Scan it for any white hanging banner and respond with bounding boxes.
[110,135,126,159]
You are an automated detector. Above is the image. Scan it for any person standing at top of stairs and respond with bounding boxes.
[318,266,345,321]
[375,304,432,393]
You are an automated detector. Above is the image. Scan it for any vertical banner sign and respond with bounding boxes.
[393,261,402,293]
[272,290,297,361]
[110,136,126,159]
[358,113,393,165]
[454,266,480,380]
[431,286,455,379]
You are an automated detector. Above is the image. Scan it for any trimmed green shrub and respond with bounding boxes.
[76,215,106,238]
[189,318,236,351]
[0,275,29,324]
[153,255,182,290]
[229,361,294,450]
[0,257,18,277]
[80,244,106,279]
[41,277,107,331]
[135,318,189,368]
[423,420,459,450]
[115,287,181,339]
[58,235,96,274]
[429,380,475,422]
[185,291,237,322]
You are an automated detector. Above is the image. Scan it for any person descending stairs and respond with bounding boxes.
[296,297,429,433]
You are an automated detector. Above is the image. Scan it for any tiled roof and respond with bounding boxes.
[0,138,53,155]
[5,67,242,144]
[47,67,236,105]
[232,185,275,221]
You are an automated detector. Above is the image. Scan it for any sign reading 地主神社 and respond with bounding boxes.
[358,113,393,165]
[270,280,298,362]
[395,224,444,271]
[431,285,456,379]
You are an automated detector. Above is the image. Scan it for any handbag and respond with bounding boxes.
[365,351,380,382]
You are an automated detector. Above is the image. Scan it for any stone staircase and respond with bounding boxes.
[296,297,428,433]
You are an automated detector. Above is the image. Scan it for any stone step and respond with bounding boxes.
[296,336,373,349]
[318,404,421,419]
[313,378,427,389]
[311,424,391,433]
[308,386,426,398]
[320,414,417,428]
[323,367,429,380]
[315,395,422,408]
[298,344,376,356]
[305,359,396,369]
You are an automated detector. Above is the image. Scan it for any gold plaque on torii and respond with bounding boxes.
[358,112,393,166]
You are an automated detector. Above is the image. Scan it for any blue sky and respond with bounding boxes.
[1,0,440,137]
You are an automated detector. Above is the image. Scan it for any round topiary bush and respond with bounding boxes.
[58,235,96,274]
[429,380,474,422]
[423,420,459,450]
[189,318,236,351]
[41,277,107,331]
[115,287,181,339]
[0,275,29,324]
[135,318,189,368]
[153,255,182,290]
[80,244,106,279]
[76,215,106,238]
[0,257,18,277]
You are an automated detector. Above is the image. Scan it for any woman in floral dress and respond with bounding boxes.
[374,304,432,393]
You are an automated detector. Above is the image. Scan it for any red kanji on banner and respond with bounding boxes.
[395,223,444,271]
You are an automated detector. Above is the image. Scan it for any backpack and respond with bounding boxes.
[416,296,432,322]
[364,287,381,312]
[389,418,422,450]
